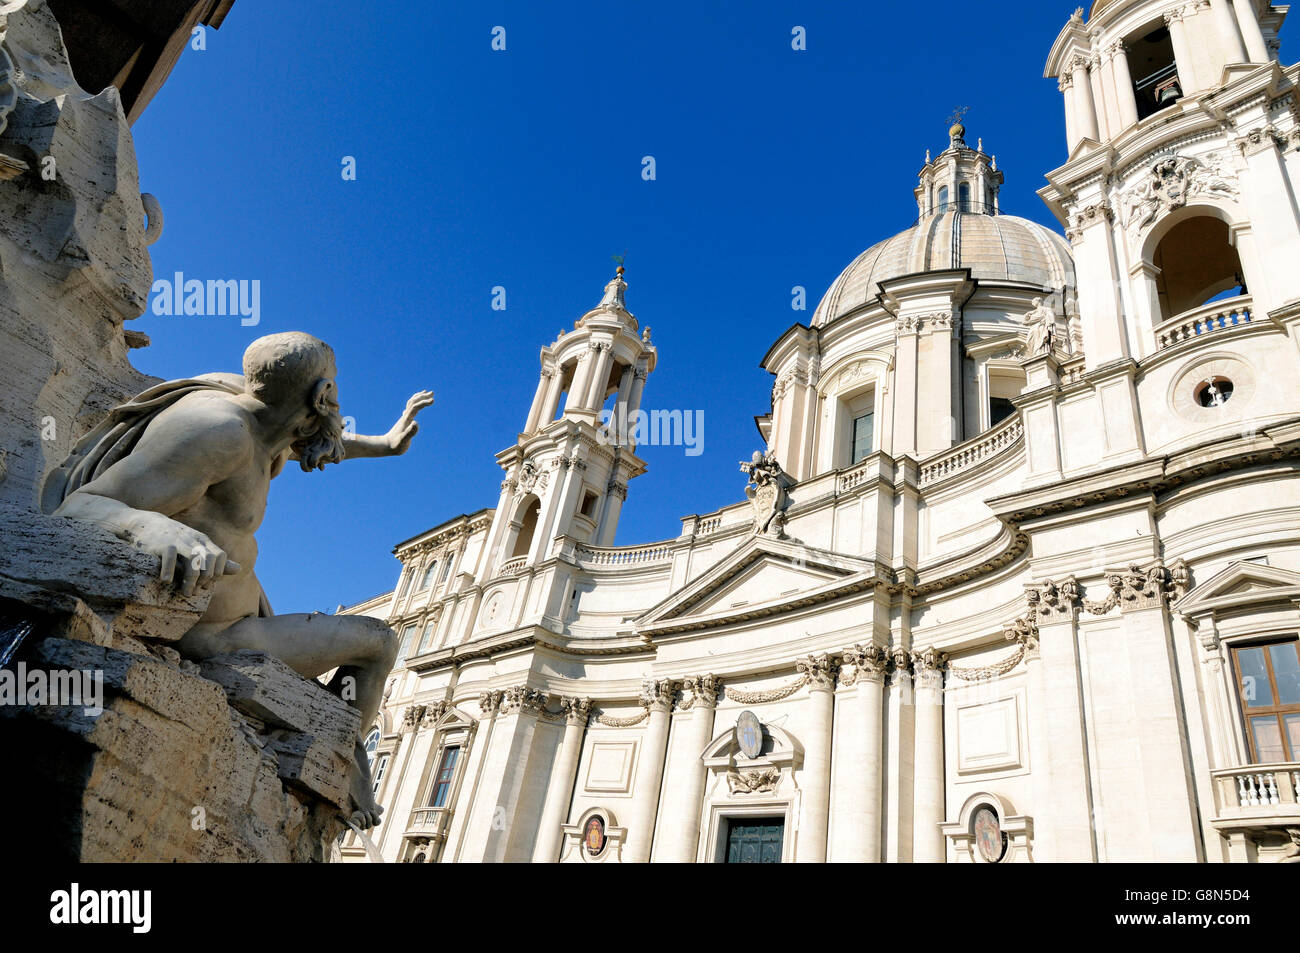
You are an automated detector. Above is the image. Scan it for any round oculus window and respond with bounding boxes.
[1195,376,1233,408]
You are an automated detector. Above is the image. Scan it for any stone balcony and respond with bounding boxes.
[1210,762,1300,861]
[404,806,452,844]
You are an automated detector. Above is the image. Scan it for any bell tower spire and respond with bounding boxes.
[477,264,657,609]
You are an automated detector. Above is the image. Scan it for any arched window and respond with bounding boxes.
[1150,214,1245,322]
[510,497,541,559]
[937,185,949,213]
[958,182,971,212]
[439,557,453,583]
[419,561,438,590]
[364,727,381,767]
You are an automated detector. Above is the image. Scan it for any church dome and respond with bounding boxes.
[811,130,1075,328]
[811,210,1076,327]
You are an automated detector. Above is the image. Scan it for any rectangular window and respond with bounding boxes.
[1232,638,1300,762]
[851,412,873,464]
[429,746,460,808]
[396,623,417,664]
[372,753,390,794]
[419,620,438,654]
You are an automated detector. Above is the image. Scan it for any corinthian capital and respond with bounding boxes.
[640,678,676,712]
[560,695,593,725]
[796,653,840,691]
[1108,559,1189,612]
[682,673,721,709]
[839,644,888,686]
[501,685,548,715]
[478,689,504,717]
[1027,576,1079,622]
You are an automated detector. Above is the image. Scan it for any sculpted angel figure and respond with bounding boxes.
[740,450,793,536]
[1022,297,1056,356]
[42,332,434,830]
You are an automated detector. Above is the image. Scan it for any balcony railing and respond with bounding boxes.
[918,413,1025,486]
[1153,295,1252,350]
[576,541,674,567]
[498,556,527,577]
[1212,762,1300,820]
[404,806,451,841]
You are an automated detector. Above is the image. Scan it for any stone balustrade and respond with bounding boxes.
[918,414,1024,486]
[1154,295,1252,349]
[1212,762,1300,817]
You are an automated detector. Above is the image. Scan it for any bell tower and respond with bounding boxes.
[478,266,657,589]
[1039,0,1300,430]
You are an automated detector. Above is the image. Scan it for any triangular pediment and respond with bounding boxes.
[636,536,877,635]
[1174,561,1300,616]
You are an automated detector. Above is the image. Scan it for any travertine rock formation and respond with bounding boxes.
[0,0,156,512]
[0,2,355,862]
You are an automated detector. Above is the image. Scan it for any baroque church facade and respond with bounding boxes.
[340,0,1300,863]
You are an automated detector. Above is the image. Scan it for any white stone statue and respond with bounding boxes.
[1022,297,1056,356]
[42,331,434,830]
[740,450,793,537]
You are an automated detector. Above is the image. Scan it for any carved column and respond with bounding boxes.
[911,646,948,863]
[1070,53,1099,145]
[1210,0,1248,63]
[1107,42,1140,130]
[1031,577,1096,862]
[623,679,675,863]
[658,674,721,862]
[564,348,593,416]
[795,654,838,862]
[1112,562,1201,861]
[1059,71,1079,152]
[1087,49,1111,141]
[1017,612,1053,863]
[1232,0,1270,62]
[1165,8,1199,92]
[498,686,552,862]
[531,696,591,862]
[582,341,615,412]
[1235,127,1300,311]
[892,316,920,457]
[523,367,553,434]
[884,647,915,862]
[457,688,548,862]
[836,645,887,862]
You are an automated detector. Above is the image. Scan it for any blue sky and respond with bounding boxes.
[127,0,1094,613]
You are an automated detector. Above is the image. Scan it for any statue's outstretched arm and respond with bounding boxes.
[331,389,434,460]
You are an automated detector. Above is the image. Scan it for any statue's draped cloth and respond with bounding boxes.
[39,377,273,617]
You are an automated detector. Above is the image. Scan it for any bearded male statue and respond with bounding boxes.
[41,331,433,831]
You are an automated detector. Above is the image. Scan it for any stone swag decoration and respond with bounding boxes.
[740,450,794,537]
[40,331,435,831]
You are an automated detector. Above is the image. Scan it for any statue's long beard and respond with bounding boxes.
[294,406,347,472]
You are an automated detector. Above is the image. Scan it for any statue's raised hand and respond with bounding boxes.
[383,390,434,456]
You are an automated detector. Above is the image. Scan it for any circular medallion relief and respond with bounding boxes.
[736,710,763,759]
[973,806,1006,863]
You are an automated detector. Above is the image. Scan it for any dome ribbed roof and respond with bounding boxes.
[811,210,1075,328]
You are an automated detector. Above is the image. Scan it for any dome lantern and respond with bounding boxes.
[914,125,1003,222]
